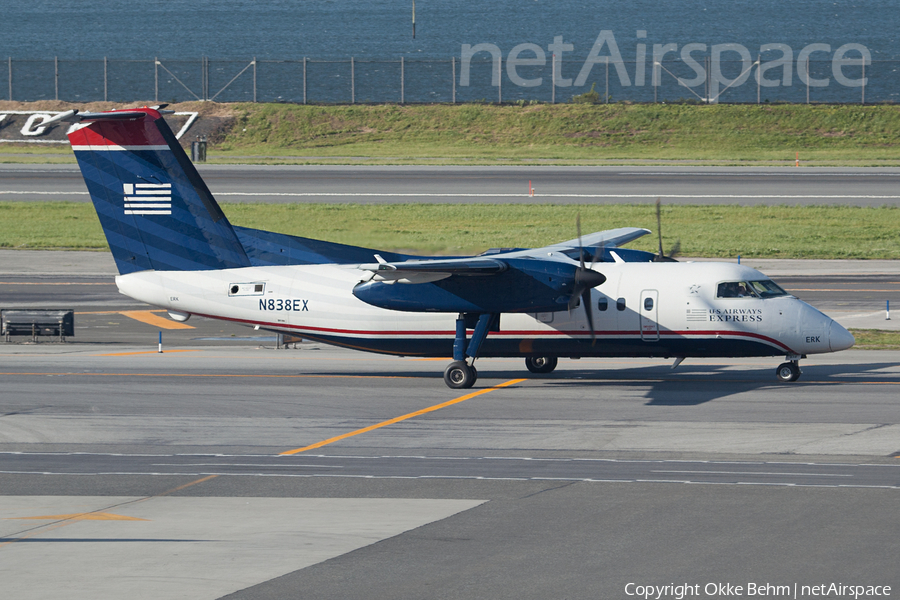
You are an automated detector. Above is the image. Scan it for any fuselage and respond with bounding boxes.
[116,260,854,360]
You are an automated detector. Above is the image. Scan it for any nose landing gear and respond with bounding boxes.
[775,360,801,382]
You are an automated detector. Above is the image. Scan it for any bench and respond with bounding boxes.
[1,309,74,342]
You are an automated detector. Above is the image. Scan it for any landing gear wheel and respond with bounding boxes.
[775,361,801,383]
[444,361,477,389]
[525,356,558,374]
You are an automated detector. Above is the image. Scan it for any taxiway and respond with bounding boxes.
[1,250,898,599]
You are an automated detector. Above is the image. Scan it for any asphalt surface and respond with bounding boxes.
[1,250,899,599]
[5,164,900,205]
[2,158,899,598]
[2,345,899,599]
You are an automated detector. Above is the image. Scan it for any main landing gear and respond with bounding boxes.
[775,357,802,382]
[525,356,558,374]
[444,313,498,389]
[444,361,477,388]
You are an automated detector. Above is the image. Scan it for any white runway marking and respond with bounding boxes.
[5,190,900,200]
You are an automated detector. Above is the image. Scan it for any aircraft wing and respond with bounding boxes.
[358,256,507,282]
[353,227,646,312]
[544,227,651,252]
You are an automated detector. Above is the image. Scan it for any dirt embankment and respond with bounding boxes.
[0,100,237,148]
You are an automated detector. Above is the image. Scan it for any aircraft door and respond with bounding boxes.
[640,290,660,342]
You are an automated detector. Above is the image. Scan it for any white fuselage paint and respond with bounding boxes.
[116,261,854,359]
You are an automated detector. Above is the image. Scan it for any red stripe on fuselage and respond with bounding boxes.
[189,311,795,353]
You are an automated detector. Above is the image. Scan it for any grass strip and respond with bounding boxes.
[2,201,900,259]
[216,103,900,163]
[848,329,900,350]
[4,102,900,165]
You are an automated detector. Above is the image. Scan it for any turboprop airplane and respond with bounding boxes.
[47,106,855,389]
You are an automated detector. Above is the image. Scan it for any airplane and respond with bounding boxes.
[44,106,855,389]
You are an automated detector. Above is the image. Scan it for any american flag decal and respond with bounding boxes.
[123,183,172,215]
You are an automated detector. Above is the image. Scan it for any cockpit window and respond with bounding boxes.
[747,280,790,298]
[717,280,789,299]
[717,281,758,298]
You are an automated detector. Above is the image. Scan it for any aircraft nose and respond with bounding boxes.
[829,320,855,352]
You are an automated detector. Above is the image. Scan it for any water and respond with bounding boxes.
[3,0,899,103]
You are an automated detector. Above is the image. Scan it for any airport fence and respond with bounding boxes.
[3,56,893,105]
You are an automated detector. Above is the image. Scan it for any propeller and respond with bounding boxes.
[653,198,681,262]
[568,215,606,345]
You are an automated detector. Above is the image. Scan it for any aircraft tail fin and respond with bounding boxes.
[65,107,250,274]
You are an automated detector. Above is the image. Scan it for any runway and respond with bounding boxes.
[4,164,900,205]
[1,249,899,598]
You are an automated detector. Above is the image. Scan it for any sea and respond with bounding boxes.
[3,0,900,104]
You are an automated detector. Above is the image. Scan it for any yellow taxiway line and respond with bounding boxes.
[279,378,527,455]
[118,310,194,329]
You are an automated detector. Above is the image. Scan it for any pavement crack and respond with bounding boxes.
[518,480,579,500]
[843,424,891,436]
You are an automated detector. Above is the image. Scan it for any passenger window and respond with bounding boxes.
[644,297,654,311]
[616,297,626,311]
[597,297,608,312]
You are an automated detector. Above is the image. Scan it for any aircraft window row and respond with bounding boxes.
[597,297,628,311]
[716,280,790,299]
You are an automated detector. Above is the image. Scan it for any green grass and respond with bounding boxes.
[848,329,900,350]
[3,201,900,258]
[213,103,900,164]
[5,102,900,165]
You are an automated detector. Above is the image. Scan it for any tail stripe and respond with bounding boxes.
[71,145,170,151]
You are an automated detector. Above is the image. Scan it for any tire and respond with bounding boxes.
[444,361,477,389]
[775,362,801,383]
[525,356,558,374]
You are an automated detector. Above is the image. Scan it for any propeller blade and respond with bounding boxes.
[569,214,605,326]
[653,198,680,262]
[568,288,581,311]
[669,239,682,259]
[576,214,585,270]
[655,198,664,259]
[581,288,596,345]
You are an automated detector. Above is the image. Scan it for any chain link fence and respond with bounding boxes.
[4,57,892,105]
